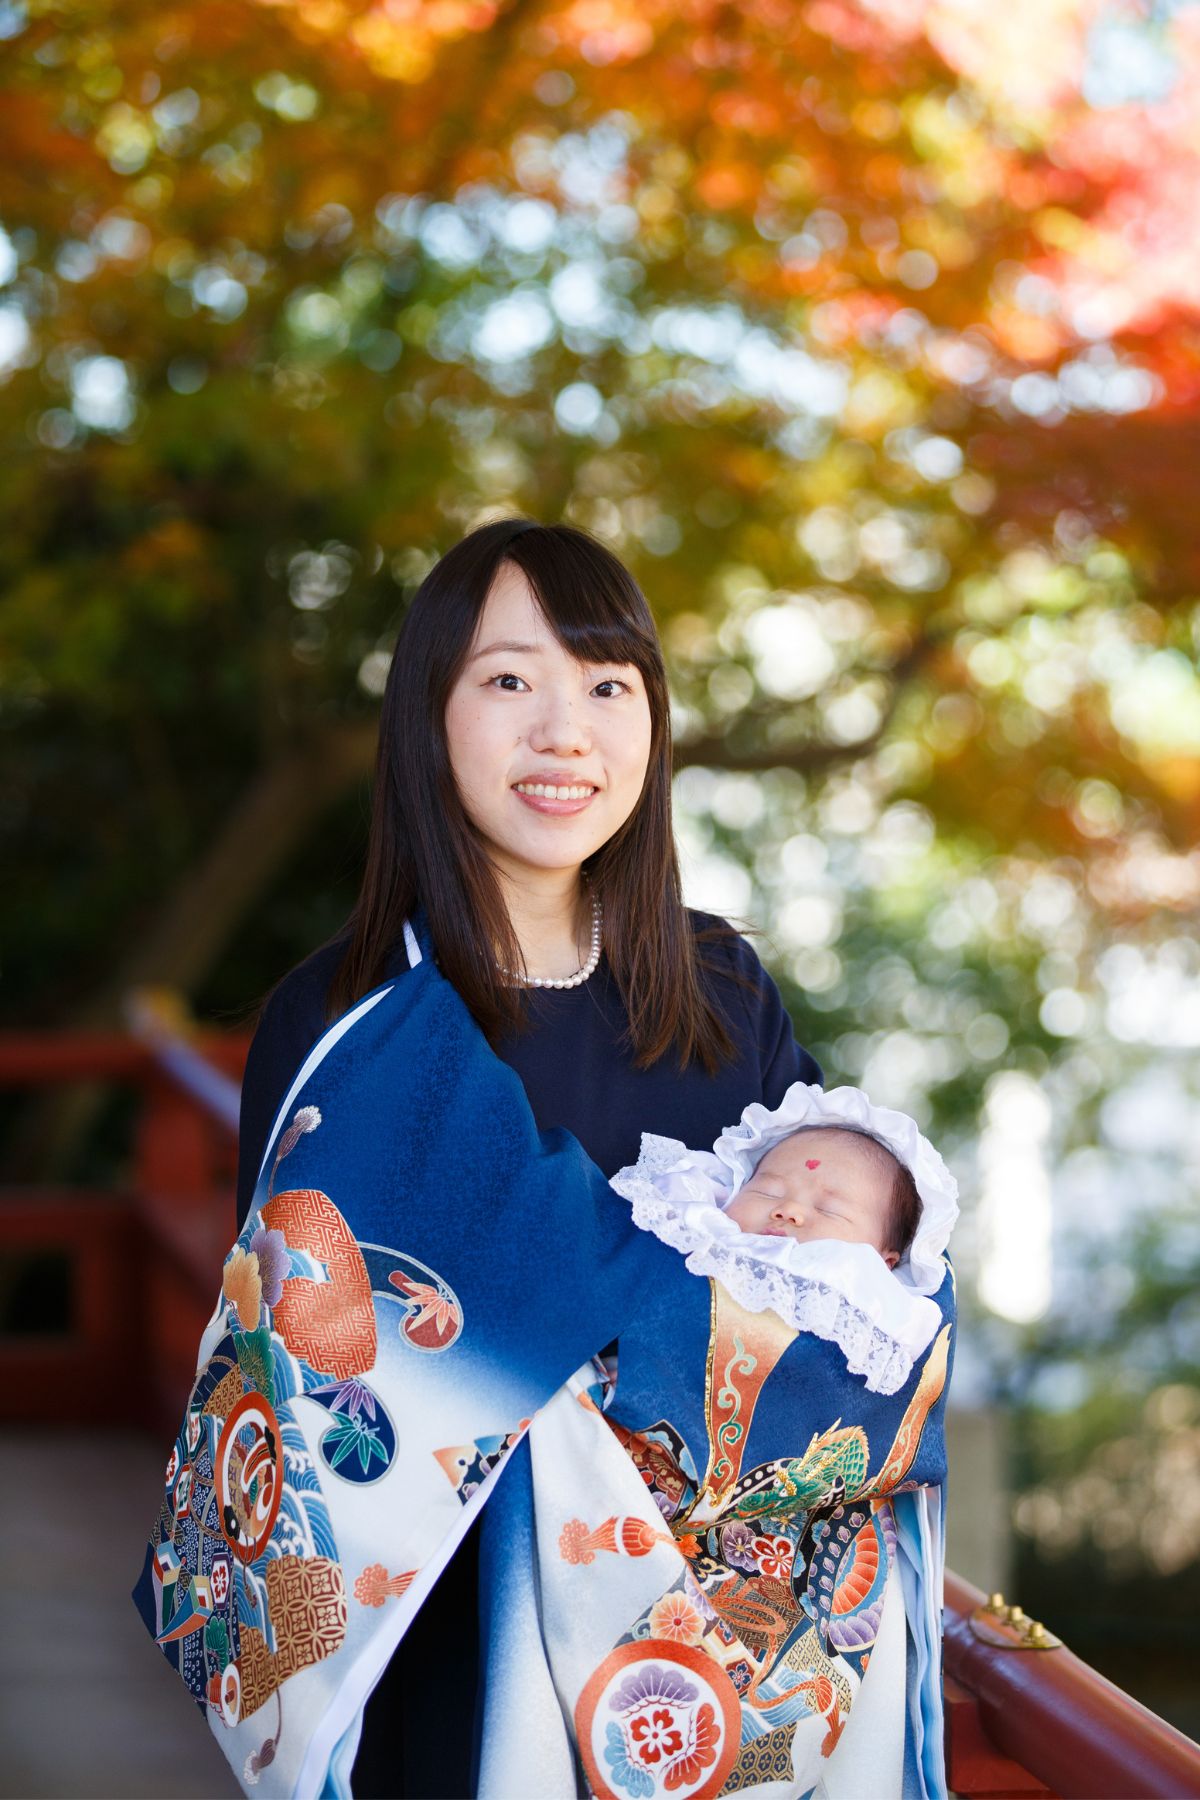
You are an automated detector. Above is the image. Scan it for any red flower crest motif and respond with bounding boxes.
[752,1534,795,1580]
[649,1589,704,1644]
[629,1706,684,1766]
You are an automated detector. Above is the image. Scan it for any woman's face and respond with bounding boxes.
[444,561,654,887]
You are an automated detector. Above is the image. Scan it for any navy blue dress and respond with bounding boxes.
[233,911,821,1796]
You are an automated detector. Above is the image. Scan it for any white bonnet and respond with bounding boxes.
[710,1081,958,1298]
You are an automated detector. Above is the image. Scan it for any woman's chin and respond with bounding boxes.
[485,833,602,883]
[485,813,619,874]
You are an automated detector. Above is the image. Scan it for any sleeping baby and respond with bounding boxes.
[610,1081,959,1394]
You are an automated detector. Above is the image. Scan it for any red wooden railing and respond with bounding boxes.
[0,1026,247,1427]
[944,1572,1200,1798]
[3,1025,1200,1799]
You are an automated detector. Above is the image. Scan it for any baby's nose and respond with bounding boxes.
[774,1197,806,1224]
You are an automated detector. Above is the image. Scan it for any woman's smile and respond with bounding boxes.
[512,772,601,815]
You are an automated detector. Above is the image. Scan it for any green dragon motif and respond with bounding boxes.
[725,1422,870,1523]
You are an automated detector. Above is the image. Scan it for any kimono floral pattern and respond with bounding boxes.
[579,1644,740,1800]
[647,1590,704,1645]
[750,1533,794,1581]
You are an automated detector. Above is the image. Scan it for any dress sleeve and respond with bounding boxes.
[701,916,823,1106]
[754,954,823,1105]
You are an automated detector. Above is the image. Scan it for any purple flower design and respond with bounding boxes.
[249,1227,289,1307]
[610,1665,697,1713]
[721,1520,758,1572]
[309,1376,377,1421]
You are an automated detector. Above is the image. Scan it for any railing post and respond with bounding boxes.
[135,1072,219,1203]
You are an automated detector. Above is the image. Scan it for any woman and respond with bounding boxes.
[234,516,821,1795]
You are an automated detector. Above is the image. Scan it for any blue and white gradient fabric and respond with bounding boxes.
[132,918,954,1799]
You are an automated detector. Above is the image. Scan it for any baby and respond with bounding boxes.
[722,1123,921,1270]
[611,1082,958,1394]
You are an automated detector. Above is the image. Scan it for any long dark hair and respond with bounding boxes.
[325,516,736,1072]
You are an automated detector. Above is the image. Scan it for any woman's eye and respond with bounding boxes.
[489,672,529,692]
[592,678,630,699]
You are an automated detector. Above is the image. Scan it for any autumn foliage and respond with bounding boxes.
[1,0,1197,1030]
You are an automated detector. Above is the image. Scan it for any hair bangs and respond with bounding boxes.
[502,535,663,687]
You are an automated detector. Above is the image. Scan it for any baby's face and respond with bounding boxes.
[724,1128,899,1267]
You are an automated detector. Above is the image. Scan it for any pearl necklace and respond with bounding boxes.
[498,894,603,990]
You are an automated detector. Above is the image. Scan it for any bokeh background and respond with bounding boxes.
[3,0,1199,1773]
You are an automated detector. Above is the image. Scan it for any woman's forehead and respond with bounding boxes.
[473,564,638,668]
[475,562,545,636]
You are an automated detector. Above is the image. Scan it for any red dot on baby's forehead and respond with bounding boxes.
[805,1158,820,1169]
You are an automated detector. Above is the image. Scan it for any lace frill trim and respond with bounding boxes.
[617,1169,913,1396]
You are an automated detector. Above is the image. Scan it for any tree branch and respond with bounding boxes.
[673,634,936,776]
[675,730,880,775]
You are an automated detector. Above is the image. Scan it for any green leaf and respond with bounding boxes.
[234,1328,275,1406]
[204,1616,229,1668]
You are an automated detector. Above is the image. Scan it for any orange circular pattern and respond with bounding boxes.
[215,1391,284,1563]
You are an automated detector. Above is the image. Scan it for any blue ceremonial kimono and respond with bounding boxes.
[234,912,821,1797]
[133,920,949,1797]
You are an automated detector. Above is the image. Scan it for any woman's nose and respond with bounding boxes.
[529,692,591,756]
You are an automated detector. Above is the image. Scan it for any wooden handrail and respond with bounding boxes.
[0,1030,248,1085]
[0,1024,245,1432]
[126,1020,242,1132]
[944,1569,1200,1799]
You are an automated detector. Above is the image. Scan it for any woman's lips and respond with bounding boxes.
[512,781,599,818]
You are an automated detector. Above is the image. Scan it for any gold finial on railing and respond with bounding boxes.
[968,1591,1063,1651]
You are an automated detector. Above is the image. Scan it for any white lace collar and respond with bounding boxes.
[610,1086,958,1396]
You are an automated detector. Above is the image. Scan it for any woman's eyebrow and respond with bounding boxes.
[469,638,544,661]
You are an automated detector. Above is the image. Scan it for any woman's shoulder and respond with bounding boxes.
[235,929,412,1228]
[687,906,759,951]
[684,907,774,984]
[254,937,346,1039]
[251,930,411,1053]
[684,906,822,1095]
